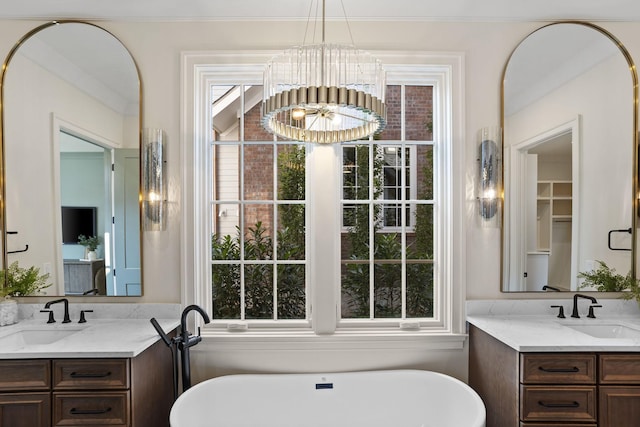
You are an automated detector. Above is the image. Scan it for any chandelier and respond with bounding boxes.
[261,0,386,144]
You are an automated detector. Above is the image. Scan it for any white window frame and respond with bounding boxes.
[181,51,466,350]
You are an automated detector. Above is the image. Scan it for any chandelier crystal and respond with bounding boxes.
[261,2,386,143]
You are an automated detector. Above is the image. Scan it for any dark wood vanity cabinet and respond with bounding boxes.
[597,355,640,427]
[469,325,640,427]
[0,360,51,427]
[0,339,173,427]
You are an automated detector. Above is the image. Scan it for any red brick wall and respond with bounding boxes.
[378,85,433,141]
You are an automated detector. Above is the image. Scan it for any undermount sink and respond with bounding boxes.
[0,327,84,350]
[565,324,640,339]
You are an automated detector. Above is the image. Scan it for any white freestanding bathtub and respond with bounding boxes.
[169,369,486,427]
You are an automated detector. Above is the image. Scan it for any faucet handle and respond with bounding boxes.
[40,309,56,323]
[550,305,565,318]
[587,304,602,319]
[78,310,94,323]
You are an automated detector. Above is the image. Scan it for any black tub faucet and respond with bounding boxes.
[179,305,211,391]
[571,294,598,318]
[44,298,71,323]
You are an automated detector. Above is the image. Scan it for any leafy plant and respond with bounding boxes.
[621,276,640,305]
[578,260,633,292]
[78,234,100,251]
[0,261,51,297]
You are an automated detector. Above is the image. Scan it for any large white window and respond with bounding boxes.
[182,52,465,343]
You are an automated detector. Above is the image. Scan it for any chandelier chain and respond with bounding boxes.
[339,0,358,48]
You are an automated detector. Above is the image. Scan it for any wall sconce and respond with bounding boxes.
[477,127,502,227]
[142,128,167,231]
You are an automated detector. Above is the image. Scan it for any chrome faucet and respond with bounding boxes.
[571,294,598,318]
[44,298,71,323]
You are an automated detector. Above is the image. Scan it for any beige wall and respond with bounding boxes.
[2,19,638,380]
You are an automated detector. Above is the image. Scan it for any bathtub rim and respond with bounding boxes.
[170,369,486,427]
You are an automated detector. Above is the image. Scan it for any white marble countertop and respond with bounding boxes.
[466,299,640,352]
[0,318,180,359]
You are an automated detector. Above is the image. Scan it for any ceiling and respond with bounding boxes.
[4,0,640,22]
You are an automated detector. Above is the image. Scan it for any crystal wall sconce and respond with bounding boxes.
[142,128,166,231]
[477,127,502,227]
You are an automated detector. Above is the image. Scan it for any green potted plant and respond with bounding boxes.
[578,260,640,304]
[78,234,101,260]
[0,261,51,326]
[578,260,632,292]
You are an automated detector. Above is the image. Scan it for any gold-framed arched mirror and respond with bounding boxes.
[0,21,142,296]
[501,22,638,292]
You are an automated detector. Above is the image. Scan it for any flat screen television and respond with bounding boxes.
[61,206,97,244]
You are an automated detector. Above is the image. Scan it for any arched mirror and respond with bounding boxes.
[1,21,142,296]
[502,22,638,292]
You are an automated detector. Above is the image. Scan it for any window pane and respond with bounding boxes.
[212,85,240,142]
[212,263,241,319]
[212,204,240,248]
[277,264,306,319]
[374,262,402,318]
[243,85,272,141]
[244,144,274,200]
[381,146,408,228]
[406,263,434,318]
[408,203,433,260]
[244,264,274,319]
[277,145,305,201]
[405,85,433,141]
[341,205,370,259]
[342,145,371,200]
[383,204,402,227]
[243,205,274,260]
[417,145,433,200]
[374,232,402,260]
[341,262,370,318]
[211,144,240,200]
[277,204,305,260]
[378,85,400,140]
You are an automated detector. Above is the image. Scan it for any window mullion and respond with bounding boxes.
[368,143,375,321]
[272,142,278,321]
[400,85,407,319]
[401,142,407,319]
[239,154,246,321]
[308,143,340,334]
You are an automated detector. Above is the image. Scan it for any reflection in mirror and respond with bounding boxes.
[1,22,142,296]
[502,22,637,292]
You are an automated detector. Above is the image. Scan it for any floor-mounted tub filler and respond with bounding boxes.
[169,369,486,427]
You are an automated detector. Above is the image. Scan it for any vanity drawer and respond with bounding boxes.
[0,360,51,391]
[599,354,640,384]
[53,391,129,426]
[521,424,595,426]
[521,354,596,384]
[520,385,597,423]
[53,359,129,390]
